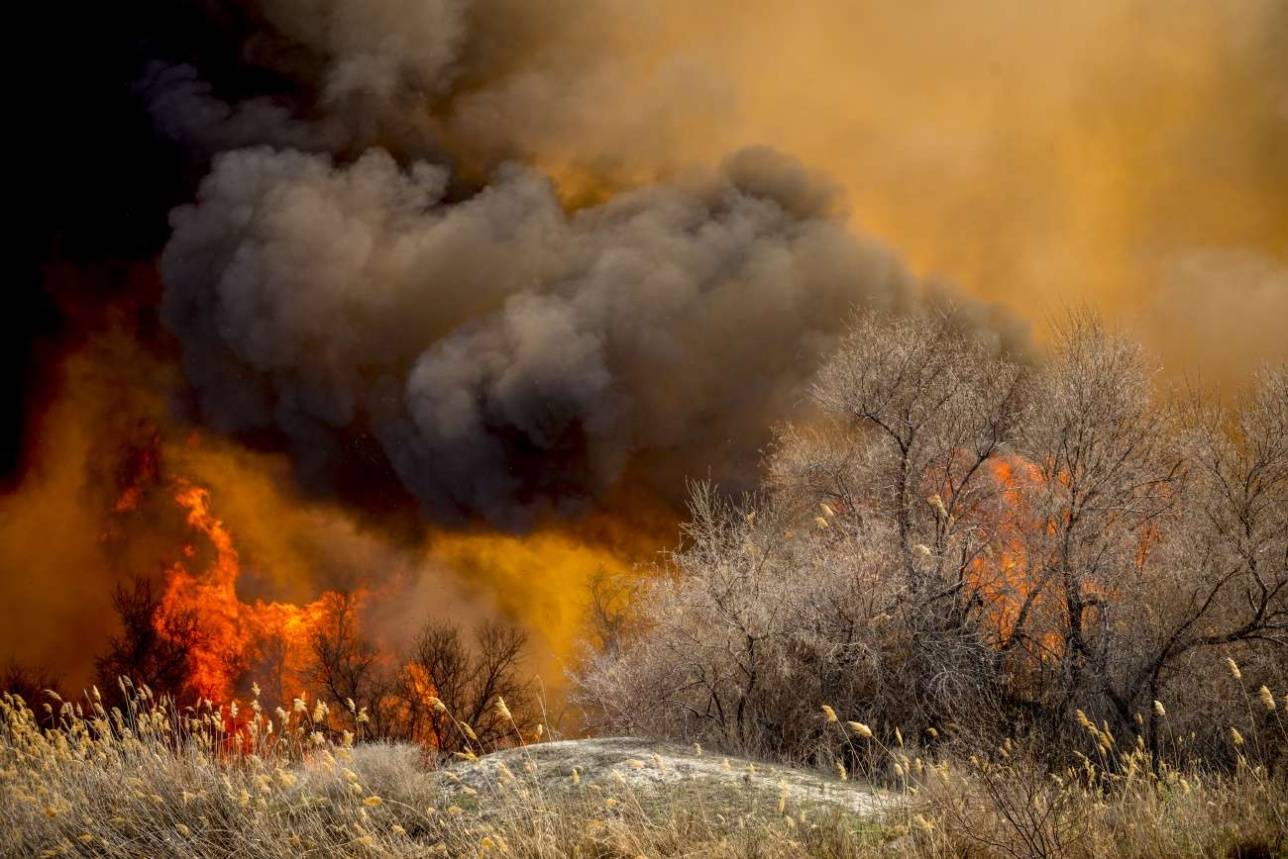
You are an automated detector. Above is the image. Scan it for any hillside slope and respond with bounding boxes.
[448,736,896,818]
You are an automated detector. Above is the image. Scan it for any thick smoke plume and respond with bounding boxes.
[150,0,1053,525]
[162,146,914,523]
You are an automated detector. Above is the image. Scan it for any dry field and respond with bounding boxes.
[2,681,1284,858]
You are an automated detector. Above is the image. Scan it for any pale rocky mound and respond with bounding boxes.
[443,737,898,819]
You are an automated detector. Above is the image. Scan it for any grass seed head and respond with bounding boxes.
[848,721,873,738]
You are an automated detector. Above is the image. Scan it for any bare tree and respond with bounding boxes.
[787,308,1033,727]
[794,310,1034,637]
[586,566,643,657]
[307,592,399,738]
[993,315,1184,730]
[407,619,538,752]
[1105,367,1288,759]
[93,575,208,704]
[575,309,1288,766]
[303,595,541,751]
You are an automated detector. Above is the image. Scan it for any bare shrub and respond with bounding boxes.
[406,618,539,752]
[585,566,644,657]
[306,592,403,738]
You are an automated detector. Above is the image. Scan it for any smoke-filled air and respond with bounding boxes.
[161,144,914,522]
[3,2,1286,856]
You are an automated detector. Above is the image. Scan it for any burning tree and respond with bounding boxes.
[574,309,1288,764]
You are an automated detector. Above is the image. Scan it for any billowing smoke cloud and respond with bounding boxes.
[147,0,1058,525]
[29,0,1281,688]
[162,144,915,524]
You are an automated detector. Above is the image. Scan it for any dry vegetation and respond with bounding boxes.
[1,679,1284,858]
[576,311,1288,769]
[4,309,1287,857]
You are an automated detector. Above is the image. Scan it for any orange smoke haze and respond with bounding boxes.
[0,325,180,688]
[0,327,665,696]
[448,0,1286,385]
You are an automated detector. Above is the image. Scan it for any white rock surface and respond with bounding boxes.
[446,736,898,818]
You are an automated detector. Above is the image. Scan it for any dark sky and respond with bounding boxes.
[6,1,251,485]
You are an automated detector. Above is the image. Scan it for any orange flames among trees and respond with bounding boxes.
[958,454,1153,661]
[963,455,1049,646]
[154,480,351,703]
[137,439,1147,710]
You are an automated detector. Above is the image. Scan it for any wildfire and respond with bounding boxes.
[405,662,440,714]
[155,480,347,703]
[962,454,1148,660]
[966,455,1050,646]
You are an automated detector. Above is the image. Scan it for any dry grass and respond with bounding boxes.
[913,740,1286,858]
[1,683,1284,858]
[0,684,893,858]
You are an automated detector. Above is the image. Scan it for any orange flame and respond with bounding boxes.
[963,455,1143,658]
[405,660,438,707]
[964,456,1050,645]
[154,480,349,702]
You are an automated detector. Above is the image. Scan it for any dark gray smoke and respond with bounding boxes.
[161,145,917,524]
[151,0,1038,525]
